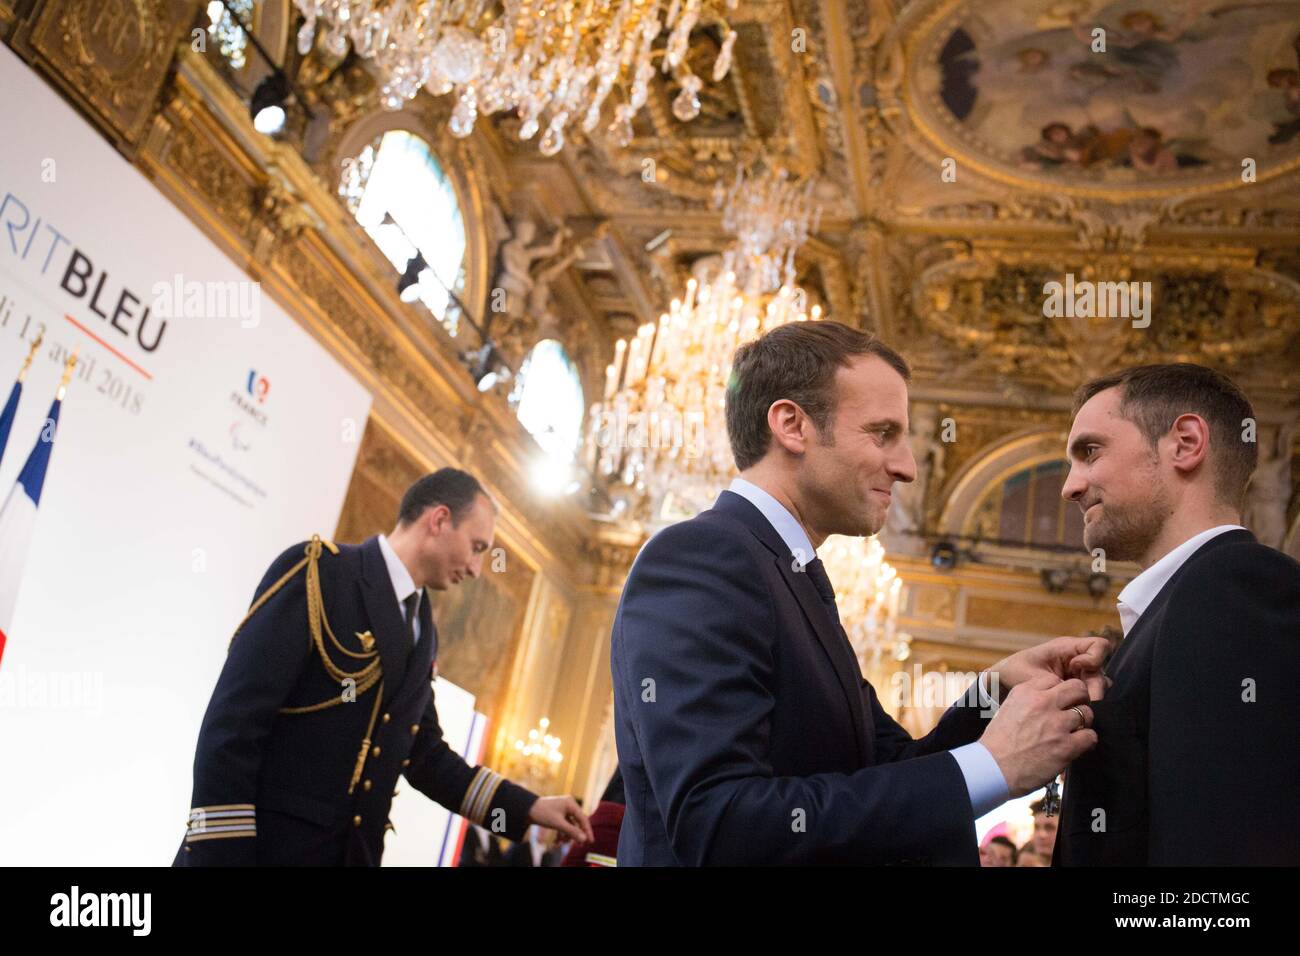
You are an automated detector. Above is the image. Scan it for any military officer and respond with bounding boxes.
[175,467,593,865]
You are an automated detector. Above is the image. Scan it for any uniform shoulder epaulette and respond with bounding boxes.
[230,535,338,646]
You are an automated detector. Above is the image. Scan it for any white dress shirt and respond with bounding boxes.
[725,478,1008,817]
[377,533,422,643]
[1115,525,1245,636]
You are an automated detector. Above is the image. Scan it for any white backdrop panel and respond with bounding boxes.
[0,45,372,865]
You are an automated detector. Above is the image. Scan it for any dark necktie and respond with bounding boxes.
[803,556,863,683]
[803,557,839,618]
[402,592,420,646]
[400,590,421,671]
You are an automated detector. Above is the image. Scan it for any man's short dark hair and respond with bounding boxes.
[1073,364,1258,509]
[725,321,911,471]
[397,468,491,526]
[988,835,1019,863]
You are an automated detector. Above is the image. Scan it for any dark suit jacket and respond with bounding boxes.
[175,535,535,866]
[611,490,993,866]
[1055,529,1300,866]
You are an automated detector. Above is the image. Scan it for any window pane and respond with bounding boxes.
[1030,461,1064,546]
[976,460,1080,550]
[998,470,1031,543]
[348,130,467,333]
[514,339,585,462]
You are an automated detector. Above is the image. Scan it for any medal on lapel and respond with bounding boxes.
[1041,775,1062,816]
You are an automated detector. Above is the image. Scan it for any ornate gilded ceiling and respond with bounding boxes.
[435,0,1300,410]
[267,0,1300,552]
[177,0,1300,411]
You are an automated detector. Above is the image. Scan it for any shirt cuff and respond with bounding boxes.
[950,742,1009,819]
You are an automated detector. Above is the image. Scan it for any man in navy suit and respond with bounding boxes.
[612,321,1107,865]
[176,468,592,865]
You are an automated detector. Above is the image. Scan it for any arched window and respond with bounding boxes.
[512,339,585,492]
[340,130,468,335]
[967,460,1084,550]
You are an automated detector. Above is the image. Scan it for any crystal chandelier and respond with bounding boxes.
[584,162,823,521]
[292,0,740,156]
[207,0,253,69]
[819,534,910,681]
[507,716,564,789]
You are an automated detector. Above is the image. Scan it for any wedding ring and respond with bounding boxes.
[1070,705,1087,730]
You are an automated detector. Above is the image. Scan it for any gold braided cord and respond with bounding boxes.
[227,558,309,651]
[225,535,382,714]
[306,540,374,662]
[278,535,382,714]
[348,683,386,796]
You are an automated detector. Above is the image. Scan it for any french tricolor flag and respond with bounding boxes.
[0,395,62,666]
[0,376,20,466]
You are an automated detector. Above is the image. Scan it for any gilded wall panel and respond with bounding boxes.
[16,0,197,151]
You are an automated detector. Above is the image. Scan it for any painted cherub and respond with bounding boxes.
[1068,4,1213,95]
[1126,126,1178,173]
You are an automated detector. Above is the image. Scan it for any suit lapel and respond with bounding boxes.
[778,556,871,762]
[1107,528,1256,680]
[359,536,411,703]
[713,492,871,764]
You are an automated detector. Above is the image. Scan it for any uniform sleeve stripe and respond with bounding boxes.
[185,829,257,843]
[188,822,256,834]
[460,768,506,826]
[188,818,255,832]
[186,805,257,838]
[459,769,489,823]
[468,771,504,826]
[467,772,494,824]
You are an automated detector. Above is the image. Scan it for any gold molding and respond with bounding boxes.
[15,0,196,154]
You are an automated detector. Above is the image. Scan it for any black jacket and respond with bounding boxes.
[611,490,992,865]
[1055,529,1300,866]
[175,535,536,866]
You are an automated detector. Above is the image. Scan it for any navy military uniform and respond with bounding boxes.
[174,535,537,866]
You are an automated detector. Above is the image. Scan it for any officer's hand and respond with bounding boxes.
[527,795,594,844]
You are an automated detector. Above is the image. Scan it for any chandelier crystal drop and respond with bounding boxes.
[584,162,824,521]
[292,0,740,155]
